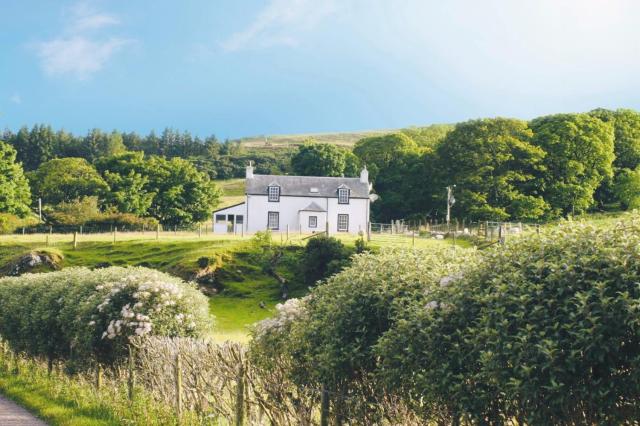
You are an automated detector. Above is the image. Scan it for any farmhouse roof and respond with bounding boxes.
[300,202,326,212]
[246,174,370,198]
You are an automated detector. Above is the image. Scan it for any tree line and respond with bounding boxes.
[350,108,640,221]
[1,108,639,227]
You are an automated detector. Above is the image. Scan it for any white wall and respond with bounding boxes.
[213,203,246,234]
[246,195,369,235]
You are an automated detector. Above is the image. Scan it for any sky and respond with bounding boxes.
[1,0,640,139]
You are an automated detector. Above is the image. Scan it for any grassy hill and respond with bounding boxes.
[231,123,455,150]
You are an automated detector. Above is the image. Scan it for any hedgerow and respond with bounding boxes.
[250,247,473,423]
[0,267,212,367]
[377,219,640,424]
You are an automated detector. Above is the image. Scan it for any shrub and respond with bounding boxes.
[377,217,640,424]
[46,197,158,229]
[302,236,352,285]
[0,267,212,367]
[251,247,473,423]
[0,213,39,234]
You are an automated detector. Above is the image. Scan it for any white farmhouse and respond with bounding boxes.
[213,164,373,235]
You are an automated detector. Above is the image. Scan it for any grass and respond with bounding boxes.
[0,231,467,342]
[0,355,191,425]
[216,178,246,209]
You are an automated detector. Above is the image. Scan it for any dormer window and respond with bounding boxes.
[268,185,280,202]
[338,188,350,204]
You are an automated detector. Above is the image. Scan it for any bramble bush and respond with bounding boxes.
[377,217,640,424]
[301,235,353,285]
[0,267,212,367]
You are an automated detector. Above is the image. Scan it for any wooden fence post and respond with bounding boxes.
[286,224,289,241]
[113,227,117,244]
[235,363,245,426]
[175,352,183,420]
[46,234,50,247]
[412,230,416,247]
[156,224,160,241]
[198,224,202,238]
[128,345,135,401]
[320,385,330,426]
[73,232,78,250]
[96,363,103,390]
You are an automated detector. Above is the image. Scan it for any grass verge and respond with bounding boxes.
[0,357,185,426]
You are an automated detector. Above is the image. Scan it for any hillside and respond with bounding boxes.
[231,123,455,150]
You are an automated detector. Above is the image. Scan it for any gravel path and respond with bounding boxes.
[0,394,48,425]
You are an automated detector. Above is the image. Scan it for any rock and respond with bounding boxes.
[0,251,63,276]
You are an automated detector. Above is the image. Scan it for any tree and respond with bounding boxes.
[613,167,640,210]
[434,118,548,221]
[146,156,221,225]
[353,133,418,182]
[95,152,154,215]
[291,142,354,177]
[9,124,58,171]
[30,158,109,205]
[530,113,615,216]
[591,108,640,170]
[83,129,126,162]
[0,141,31,216]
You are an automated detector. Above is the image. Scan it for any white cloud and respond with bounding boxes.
[36,36,131,79]
[9,94,22,104]
[221,0,338,51]
[33,1,132,79]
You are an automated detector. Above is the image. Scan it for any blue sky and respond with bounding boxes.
[1,0,639,139]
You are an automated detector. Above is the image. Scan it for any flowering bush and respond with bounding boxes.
[0,267,212,367]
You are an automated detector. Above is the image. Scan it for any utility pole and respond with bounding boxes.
[446,185,456,225]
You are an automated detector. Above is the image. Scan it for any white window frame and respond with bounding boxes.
[268,186,280,202]
[337,214,349,232]
[309,215,317,228]
[338,188,350,204]
[267,211,279,230]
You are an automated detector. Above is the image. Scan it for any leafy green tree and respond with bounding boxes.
[146,156,221,225]
[434,118,548,220]
[613,167,640,210]
[95,152,154,215]
[30,158,109,205]
[401,124,454,148]
[83,129,126,162]
[291,142,353,177]
[0,141,32,216]
[530,113,615,216]
[591,108,640,170]
[353,133,418,181]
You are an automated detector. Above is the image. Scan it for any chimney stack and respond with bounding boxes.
[246,161,254,179]
[360,165,369,184]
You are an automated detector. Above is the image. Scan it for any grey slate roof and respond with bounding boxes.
[300,202,326,212]
[246,174,369,198]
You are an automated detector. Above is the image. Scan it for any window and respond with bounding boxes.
[309,216,317,228]
[338,188,350,204]
[267,211,279,230]
[268,186,280,202]
[337,214,349,232]
[235,215,244,224]
[215,214,226,223]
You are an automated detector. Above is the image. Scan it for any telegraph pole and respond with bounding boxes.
[446,185,456,225]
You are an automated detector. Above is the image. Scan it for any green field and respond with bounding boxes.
[216,178,245,209]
